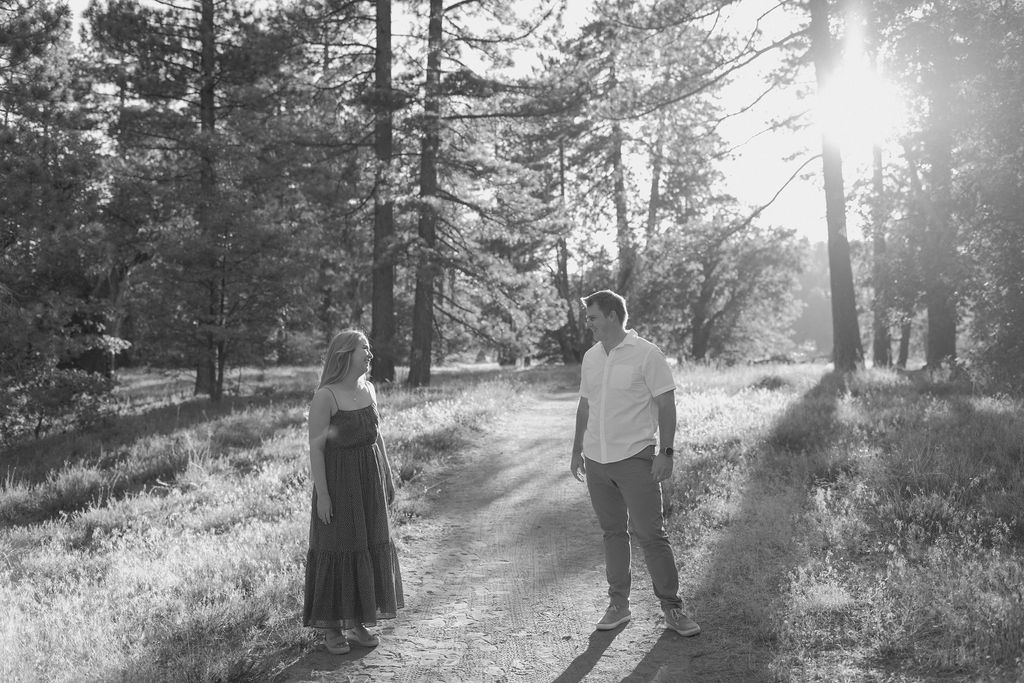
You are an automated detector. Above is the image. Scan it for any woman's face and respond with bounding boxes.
[350,337,373,376]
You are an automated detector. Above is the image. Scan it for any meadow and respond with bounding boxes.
[0,364,536,681]
[671,364,1024,681]
[1,362,1022,682]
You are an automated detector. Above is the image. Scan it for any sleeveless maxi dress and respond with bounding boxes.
[303,399,404,629]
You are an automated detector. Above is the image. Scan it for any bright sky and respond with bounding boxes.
[67,0,899,243]
[714,0,826,241]
[715,0,907,243]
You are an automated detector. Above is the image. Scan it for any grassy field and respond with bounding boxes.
[1,362,1022,681]
[0,363,550,682]
[671,364,1024,681]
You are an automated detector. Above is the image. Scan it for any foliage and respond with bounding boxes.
[4,0,1023,395]
[854,0,1024,375]
[0,366,526,681]
[0,368,115,444]
[955,0,1024,391]
[631,218,804,362]
[668,364,1024,681]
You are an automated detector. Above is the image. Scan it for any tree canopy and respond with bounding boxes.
[3,0,1024,440]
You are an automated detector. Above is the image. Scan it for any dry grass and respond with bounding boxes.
[666,363,1024,682]
[3,361,1023,682]
[0,364,538,683]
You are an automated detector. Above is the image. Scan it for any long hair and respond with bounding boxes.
[317,330,367,389]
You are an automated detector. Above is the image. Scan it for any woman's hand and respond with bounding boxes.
[385,472,396,505]
[316,491,333,524]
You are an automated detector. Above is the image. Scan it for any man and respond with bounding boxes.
[570,289,700,637]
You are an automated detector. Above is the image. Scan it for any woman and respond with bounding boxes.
[303,330,403,654]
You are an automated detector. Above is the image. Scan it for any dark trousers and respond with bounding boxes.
[585,450,682,611]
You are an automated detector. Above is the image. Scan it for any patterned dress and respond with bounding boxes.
[303,399,404,628]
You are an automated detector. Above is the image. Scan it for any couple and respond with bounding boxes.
[302,289,698,655]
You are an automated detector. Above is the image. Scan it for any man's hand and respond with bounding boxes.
[571,451,586,482]
[651,453,673,483]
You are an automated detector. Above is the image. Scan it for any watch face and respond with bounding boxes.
[664,447,674,456]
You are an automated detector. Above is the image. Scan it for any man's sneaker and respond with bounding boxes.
[595,604,631,630]
[664,607,701,637]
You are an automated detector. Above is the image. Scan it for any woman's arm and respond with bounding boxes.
[368,382,396,503]
[308,389,334,523]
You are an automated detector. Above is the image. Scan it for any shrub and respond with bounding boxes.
[0,368,114,444]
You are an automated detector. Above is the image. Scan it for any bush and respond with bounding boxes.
[0,368,114,443]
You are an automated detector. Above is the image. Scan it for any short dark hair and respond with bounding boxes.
[581,289,628,326]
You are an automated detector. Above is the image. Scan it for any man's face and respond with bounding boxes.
[586,304,618,342]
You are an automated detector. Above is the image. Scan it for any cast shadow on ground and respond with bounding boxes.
[614,371,847,682]
[647,374,839,683]
[272,642,376,682]
[550,623,628,683]
[1,389,312,487]
[619,629,707,682]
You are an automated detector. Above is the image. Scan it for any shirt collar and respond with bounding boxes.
[603,329,638,353]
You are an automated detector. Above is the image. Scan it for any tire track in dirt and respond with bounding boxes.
[277,391,715,682]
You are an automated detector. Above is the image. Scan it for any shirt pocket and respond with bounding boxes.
[609,364,639,389]
[582,362,604,396]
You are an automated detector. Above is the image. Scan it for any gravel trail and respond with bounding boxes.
[277,391,723,682]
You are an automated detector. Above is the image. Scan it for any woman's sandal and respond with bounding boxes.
[345,624,379,647]
[324,628,351,654]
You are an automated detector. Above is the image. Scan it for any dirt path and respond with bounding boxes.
[276,391,726,682]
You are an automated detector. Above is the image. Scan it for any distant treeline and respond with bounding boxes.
[3,0,1023,435]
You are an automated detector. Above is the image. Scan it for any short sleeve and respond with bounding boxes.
[643,346,676,397]
[579,347,597,399]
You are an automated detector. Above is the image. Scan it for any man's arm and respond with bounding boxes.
[571,397,589,481]
[651,390,676,482]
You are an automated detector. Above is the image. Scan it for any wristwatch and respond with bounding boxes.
[662,447,674,458]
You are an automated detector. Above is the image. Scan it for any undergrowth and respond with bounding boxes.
[0,365,530,683]
[666,364,1024,681]
[4,361,1022,681]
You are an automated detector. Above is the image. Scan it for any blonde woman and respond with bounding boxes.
[303,330,403,654]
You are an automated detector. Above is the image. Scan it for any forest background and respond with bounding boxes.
[3,0,1024,442]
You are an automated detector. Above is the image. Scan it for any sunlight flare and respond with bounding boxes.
[817,30,906,153]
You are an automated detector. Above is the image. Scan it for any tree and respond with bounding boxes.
[808,0,862,371]
[862,0,892,368]
[632,218,803,362]
[955,0,1024,388]
[86,0,306,399]
[0,1,126,439]
[370,0,398,383]
[407,0,443,388]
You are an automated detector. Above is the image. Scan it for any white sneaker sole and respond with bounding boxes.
[667,623,701,637]
[595,613,631,630]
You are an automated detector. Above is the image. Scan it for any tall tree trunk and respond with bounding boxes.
[870,143,891,367]
[370,0,396,383]
[809,0,863,372]
[407,0,442,387]
[896,319,911,369]
[611,119,635,295]
[194,0,221,399]
[645,110,666,244]
[922,42,957,368]
[553,140,581,364]
[864,2,891,368]
[690,259,716,361]
[554,234,581,364]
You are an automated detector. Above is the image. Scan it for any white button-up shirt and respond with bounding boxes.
[579,329,676,464]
